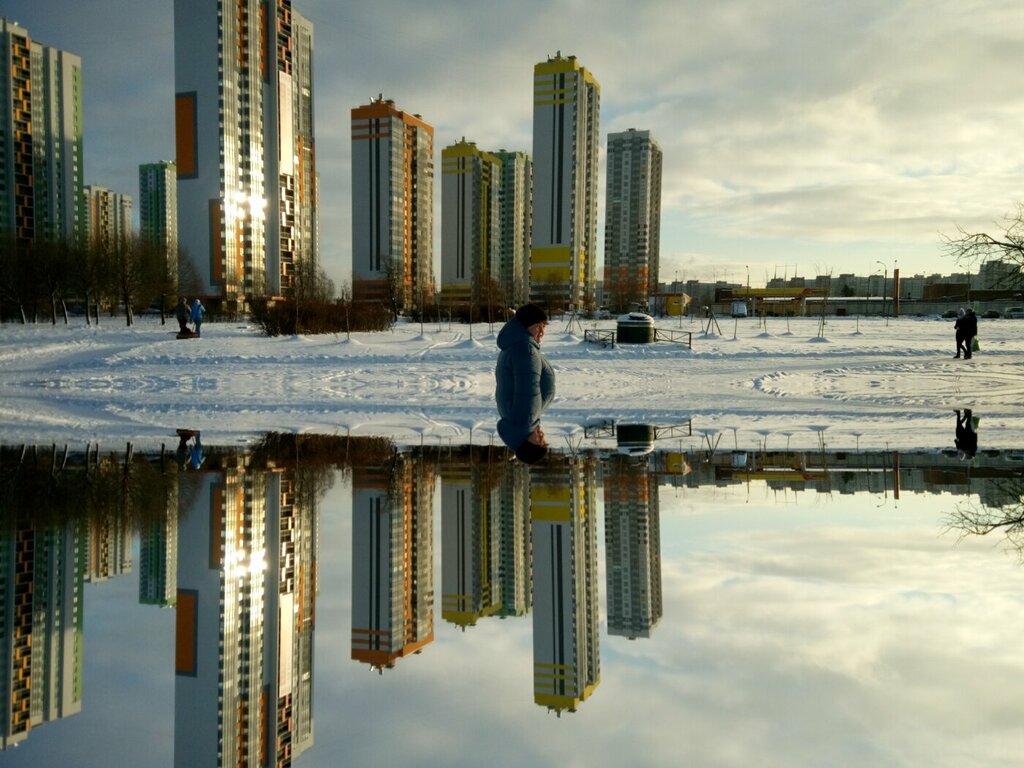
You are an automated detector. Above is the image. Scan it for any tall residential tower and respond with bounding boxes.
[440,139,500,309]
[604,129,662,312]
[173,0,317,306]
[351,96,434,312]
[530,53,600,310]
[0,19,84,247]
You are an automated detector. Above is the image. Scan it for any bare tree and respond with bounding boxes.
[943,203,1024,290]
[944,479,1024,560]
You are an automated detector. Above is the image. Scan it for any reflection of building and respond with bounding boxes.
[440,139,501,308]
[530,457,600,713]
[0,19,85,247]
[86,516,132,582]
[0,521,86,749]
[603,455,662,639]
[603,129,662,312]
[441,448,503,628]
[174,0,318,304]
[351,96,434,311]
[496,460,531,618]
[175,464,316,766]
[530,52,600,310]
[140,495,178,607]
[351,454,435,670]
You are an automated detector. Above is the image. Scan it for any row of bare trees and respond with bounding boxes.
[0,235,199,326]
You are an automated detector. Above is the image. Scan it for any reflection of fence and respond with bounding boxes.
[583,328,693,348]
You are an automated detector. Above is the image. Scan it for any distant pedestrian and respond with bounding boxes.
[954,307,978,359]
[175,297,190,334]
[190,298,206,337]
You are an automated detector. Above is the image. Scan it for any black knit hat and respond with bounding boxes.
[515,439,548,465]
[515,303,548,328]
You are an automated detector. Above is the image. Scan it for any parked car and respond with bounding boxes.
[940,309,958,319]
[1005,307,1024,319]
[982,309,1001,319]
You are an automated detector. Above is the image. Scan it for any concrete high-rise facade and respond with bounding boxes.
[173,0,317,307]
[494,150,532,307]
[0,19,84,247]
[351,96,434,312]
[139,161,178,262]
[530,53,600,311]
[604,129,662,312]
[440,139,500,309]
[84,185,132,255]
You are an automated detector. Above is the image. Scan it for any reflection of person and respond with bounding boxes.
[176,297,190,334]
[189,433,205,469]
[495,304,555,464]
[190,298,206,337]
[955,409,978,459]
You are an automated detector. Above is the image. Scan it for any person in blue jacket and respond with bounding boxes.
[190,298,206,337]
[495,303,555,464]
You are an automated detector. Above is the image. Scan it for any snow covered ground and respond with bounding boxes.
[1,313,1021,452]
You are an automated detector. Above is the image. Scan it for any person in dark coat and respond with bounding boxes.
[176,297,190,334]
[953,308,968,358]
[962,307,978,359]
[495,303,555,464]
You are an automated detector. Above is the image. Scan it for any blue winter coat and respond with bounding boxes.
[190,299,206,323]
[495,318,555,449]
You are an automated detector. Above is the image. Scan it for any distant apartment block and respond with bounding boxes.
[440,139,501,308]
[173,0,317,306]
[0,19,84,247]
[351,96,434,311]
[531,53,600,310]
[85,185,132,254]
[138,161,178,260]
[604,129,663,312]
[494,150,532,307]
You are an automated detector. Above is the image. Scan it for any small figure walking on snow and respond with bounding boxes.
[176,297,190,335]
[190,298,206,337]
[953,307,977,359]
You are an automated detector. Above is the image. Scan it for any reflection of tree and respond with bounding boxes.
[945,479,1024,558]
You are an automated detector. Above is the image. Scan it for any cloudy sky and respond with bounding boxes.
[6,0,1023,289]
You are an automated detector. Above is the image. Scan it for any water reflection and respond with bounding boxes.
[1,437,1023,763]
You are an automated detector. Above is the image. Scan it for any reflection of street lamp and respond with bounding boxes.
[876,260,887,319]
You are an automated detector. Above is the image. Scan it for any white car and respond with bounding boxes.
[1004,307,1024,319]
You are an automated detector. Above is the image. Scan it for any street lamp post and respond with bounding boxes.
[875,260,887,320]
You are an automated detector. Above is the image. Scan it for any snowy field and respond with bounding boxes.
[1,313,1022,452]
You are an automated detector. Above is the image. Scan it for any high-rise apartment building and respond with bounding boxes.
[0,19,84,247]
[174,0,317,306]
[138,161,178,261]
[84,185,132,255]
[494,150,532,307]
[604,129,662,312]
[530,53,600,310]
[351,96,434,312]
[440,139,500,309]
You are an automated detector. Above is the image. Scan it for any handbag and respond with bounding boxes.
[971,336,980,352]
